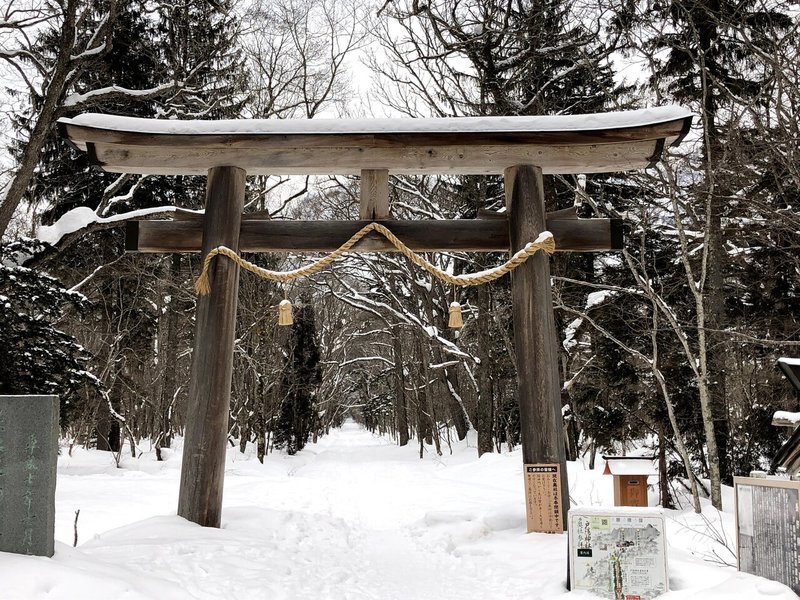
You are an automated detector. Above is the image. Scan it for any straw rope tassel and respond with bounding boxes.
[194,258,213,296]
[448,302,464,328]
[278,299,293,326]
[194,222,555,295]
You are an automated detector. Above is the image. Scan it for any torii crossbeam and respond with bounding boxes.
[59,106,692,531]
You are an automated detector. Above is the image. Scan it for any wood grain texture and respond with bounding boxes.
[85,139,669,175]
[128,217,623,254]
[359,169,389,220]
[177,166,246,528]
[506,164,570,532]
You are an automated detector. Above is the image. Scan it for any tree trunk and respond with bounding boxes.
[696,11,726,508]
[434,346,469,441]
[0,11,78,237]
[651,306,702,513]
[476,284,494,456]
[391,324,410,446]
[705,155,730,485]
[157,254,182,451]
[416,339,434,446]
[562,377,579,462]
[95,399,113,451]
[422,355,441,455]
[658,422,674,509]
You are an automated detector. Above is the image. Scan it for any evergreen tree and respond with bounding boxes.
[17,1,162,222]
[0,0,120,238]
[13,2,168,449]
[155,0,248,120]
[274,294,322,455]
[20,0,249,222]
[8,0,249,450]
[0,239,99,422]
[639,0,794,498]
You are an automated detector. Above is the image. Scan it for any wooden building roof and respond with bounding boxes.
[778,358,800,394]
[772,358,800,475]
[602,456,659,476]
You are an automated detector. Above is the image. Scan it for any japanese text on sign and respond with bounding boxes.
[524,463,562,533]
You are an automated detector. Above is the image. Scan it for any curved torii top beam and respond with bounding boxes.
[58,106,692,176]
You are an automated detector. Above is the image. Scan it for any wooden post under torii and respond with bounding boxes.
[59,107,692,530]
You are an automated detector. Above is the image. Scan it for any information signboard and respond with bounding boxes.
[734,476,800,594]
[568,507,668,600]
[524,463,563,533]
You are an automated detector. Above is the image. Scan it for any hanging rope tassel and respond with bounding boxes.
[195,266,212,296]
[448,301,464,329]
[278,299,294,326]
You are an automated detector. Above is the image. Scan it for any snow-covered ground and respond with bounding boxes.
[1,421,794,599]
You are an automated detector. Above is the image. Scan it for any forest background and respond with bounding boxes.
[1,0,798,514]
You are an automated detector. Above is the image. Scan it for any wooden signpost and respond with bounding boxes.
[59,107,692,530]
[524,464,564,533]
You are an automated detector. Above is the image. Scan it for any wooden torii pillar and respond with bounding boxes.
[177,166,245,526]
[59,107,692,530]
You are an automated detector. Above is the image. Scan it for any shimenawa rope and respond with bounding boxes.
[195,222,555,295]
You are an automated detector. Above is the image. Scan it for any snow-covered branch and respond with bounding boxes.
[37,205,187,246]
[63,81,185,108]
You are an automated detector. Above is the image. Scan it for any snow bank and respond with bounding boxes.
[0,422,795,599]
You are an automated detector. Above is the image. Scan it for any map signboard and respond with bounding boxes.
[568,507,668,600]
[734,476,800,594]
[524,464,563,533]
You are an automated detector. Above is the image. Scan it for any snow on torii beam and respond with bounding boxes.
[58,106,693,532]
[58,106,691,176]
[62,106,689,254]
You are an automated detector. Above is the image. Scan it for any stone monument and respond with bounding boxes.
[0,395,59,557]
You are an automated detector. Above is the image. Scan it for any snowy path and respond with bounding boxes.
[2,422,796,599]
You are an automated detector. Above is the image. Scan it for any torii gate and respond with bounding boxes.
[59,107,692,531]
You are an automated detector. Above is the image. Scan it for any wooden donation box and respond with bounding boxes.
[603,456,658,507]
[568,507,668,600]
[734,476,800,594]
